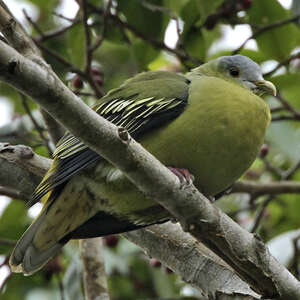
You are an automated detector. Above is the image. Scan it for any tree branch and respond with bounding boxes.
[0,143,51,177]
[233,15,300,54]
[0,1,42,63]
[232,180,300,196]
[0,185,24,200]
[124,223,261,299]
[264,52,300,77]
[0,156,40,201]
[80,238,110,300]
[0,0,65,149]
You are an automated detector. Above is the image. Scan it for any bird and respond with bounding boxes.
[9,55,276,275]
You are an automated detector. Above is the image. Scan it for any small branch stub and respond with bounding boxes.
[118,126,131,143]
[0,143,34,160]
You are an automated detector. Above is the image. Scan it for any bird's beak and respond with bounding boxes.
[254,80,277,96]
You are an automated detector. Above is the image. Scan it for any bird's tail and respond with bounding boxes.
[9,209,64,276]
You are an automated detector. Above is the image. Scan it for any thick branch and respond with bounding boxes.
[124,223,260,299]
[0,1,41,60]
[0,185,24,200]
[0,143,51,177]
[0,40,299,298]
[80,239,110,300]
[0,157,40,201]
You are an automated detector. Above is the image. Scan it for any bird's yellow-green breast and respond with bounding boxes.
[141,75,271,195]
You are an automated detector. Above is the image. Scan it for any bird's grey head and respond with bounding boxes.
[216,55,276,96]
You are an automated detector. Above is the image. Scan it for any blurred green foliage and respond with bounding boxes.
[1,0,300,299]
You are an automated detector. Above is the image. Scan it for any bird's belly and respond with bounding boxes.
[141,79,270,195]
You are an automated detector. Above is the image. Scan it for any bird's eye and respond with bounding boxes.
[229,67,240,77]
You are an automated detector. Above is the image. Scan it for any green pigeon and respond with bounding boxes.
[10,55,276,275]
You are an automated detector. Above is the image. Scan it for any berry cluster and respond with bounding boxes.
[204,0,252,30]
[72,67,104,89]
[103,234,119,248]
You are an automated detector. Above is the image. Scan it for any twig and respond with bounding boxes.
[24,9,81,43]
[282,160,300,180]
[89,0,112,53]
[73,90,97,97]
[39,109,65,145]
[52,12,76,22]
[33,39,87,76]
[249,150,300,232]
[232,180,300,196]
[271,106,285,113]
[228,203,258,218]
[261,157,284,178]
[21,93,53,155]
[233,14,300,54]
[23,9,44,37]
[251,195,274,233]
[80,0,105,98]
[275,93,300,118]
[264,52,300,77]
[0,238,16,246]
[81,0,92,73]
[0,186,22,200]
[88,4,202,66]
[56,274,65,300]
[271,115,300,122]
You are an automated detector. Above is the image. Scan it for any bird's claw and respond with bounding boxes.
[168,167,194,188]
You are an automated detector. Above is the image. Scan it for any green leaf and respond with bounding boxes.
[24,0,60,11]
[94,40,137,90]
[248,0,300,60]
[118,0,168,40]
[133,39,160,70]
[197,0,223,22]
[0,201,28,254]
[67,24,86,69]
[163,0,190,15]
[180,0,201,32]
[270,74,300,109]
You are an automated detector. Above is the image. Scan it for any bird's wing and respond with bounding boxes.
[29,71,190,206]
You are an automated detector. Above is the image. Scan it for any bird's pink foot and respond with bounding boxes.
[168,167,194,187]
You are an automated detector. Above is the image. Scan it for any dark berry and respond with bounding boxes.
[44,257,62,281]
[204,14,219,30]
[259,144,269,158]
[72,75,84,89]
[240,0,252,10]
[104,235,119,248]
[220,2,235,18]
[150,259,161,268]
